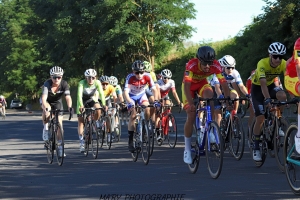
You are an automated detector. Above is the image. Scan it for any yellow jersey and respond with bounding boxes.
[251,57,286,86]
[103,84,116,98]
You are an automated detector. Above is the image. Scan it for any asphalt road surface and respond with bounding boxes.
[0,109,299,200]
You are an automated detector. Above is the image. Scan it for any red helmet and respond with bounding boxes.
[294,38,300,50]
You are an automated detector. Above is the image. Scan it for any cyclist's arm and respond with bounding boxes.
[41,85,48,109]
[260,78,270,99]
[216,73,230,97]
[95,80,105,106]
[64,83,72,109]
[214,83,222,97]
[155,83,161,100]
[171,89,181,104]
[237,83,249,96]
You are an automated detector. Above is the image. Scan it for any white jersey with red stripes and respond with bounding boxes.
[124,73,155,96]
[157,79,175,98]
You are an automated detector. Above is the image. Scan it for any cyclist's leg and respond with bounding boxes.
[77,114,85,152]
[41,99,51,141]
[251,84,265,161]
[146,88,155,122]
[127,94,139,152]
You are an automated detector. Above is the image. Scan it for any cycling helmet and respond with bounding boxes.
[50,66,64,76]
[132,60,145,71]
[84,69,97,77]
[99,75,110,83]
[218,55,236,68]
[196,46,216,62]
[143,61,152,72]
[110,76,118,86]
[268,42,286,55]
[161,69,172,78]
[294,38,300,50]
[0,95,3,100]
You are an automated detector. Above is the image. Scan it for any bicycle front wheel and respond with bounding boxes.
[188,125,200,174]
[229,115,245,160]
[91,121,99,159]
[46,124,54,164]
[147,120,155,157]
[166,114,177,148]
[141,120,150,165]
[205,121,223,179]
[274,116,289,172]
[106,116,112,149]
[284,123,300,195]
[55,123,64,166]
[84,124,90,157]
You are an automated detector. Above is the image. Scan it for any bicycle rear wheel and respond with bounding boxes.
[55,123,64,166]
[229,115,245,160]
[188,125,200,174]
[284,123,300,195]
[91,121,99,159]
[141,120,150,165]
[106,116,112,149]
[114,112,121,142]
[274,116,289,172]
[46,124,54,164]
[206,121,223,179]
[166,114,177,148]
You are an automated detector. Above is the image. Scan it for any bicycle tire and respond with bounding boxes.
[114,112,121,142]
[131,131,139,162]
[91,121,99,159]
[84,123,90,157]
[148,120,155,157]
[274,116,289,172]
[106,116,112,149]
[156,119,163,146]
[166,114,178,148]
[141,120,151,165]
[55,123,64,166]
[98,118,105,148]
[284,123,300,195]
[206,121,223,179]
[46,124,54,164]
[188,125,200,174]
[229,115,245,160]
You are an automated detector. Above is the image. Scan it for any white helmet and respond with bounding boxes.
[99,75,110,83]
[218,55,236,68]
[0,95,4,99]
[50,66,64,76]
[268,42,286,55]
[161,69,172,78]
[84,69,97,77]
[110,76,118,86]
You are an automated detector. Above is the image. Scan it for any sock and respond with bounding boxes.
[44,123,49,130]
[184,136,191,152]
[79,135,83,141]
[297,115,300,138]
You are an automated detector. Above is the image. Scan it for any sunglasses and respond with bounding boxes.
[163,77,169,80]
[297,51,300,57]
[52,76,62,80]
[102,83,108,86]
[272,55,283,60]
[200,60,213,66]
[86,76,95,80]
[226,67,234,70]
[135,71,144,75]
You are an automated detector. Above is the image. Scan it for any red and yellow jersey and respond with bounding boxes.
[285,57,297,78]
[182,58,226,84]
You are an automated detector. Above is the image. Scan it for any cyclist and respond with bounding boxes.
[144,61,160,123]
[109,76,125,136]
[77,69,105,153]
[124,60,160,152]
[99,75,118,141]
[251,42,287,161]
[219,55,249,117]
[40,66,73,157]
[155,69,183,141]
[182,46,230,164]
[284,37,300,153]
[0,95,7,117]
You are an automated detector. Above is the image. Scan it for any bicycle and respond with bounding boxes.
[97,108,112,149]
[82,107,102,159]
[282,98,300,194]
[220,97,248,161]
[237,98,250,118]
[110,102,122,143]
[0,106,5,120]
[188,97,224,179]
[129,103,154,165]
[154,98,181,149]
[248,100,289,170]
[45,108,72,166]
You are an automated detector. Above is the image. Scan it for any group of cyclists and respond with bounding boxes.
[33,37,300,166]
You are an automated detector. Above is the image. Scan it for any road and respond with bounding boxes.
[0,109,298,200]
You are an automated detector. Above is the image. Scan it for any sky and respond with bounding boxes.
[187,0,272,43]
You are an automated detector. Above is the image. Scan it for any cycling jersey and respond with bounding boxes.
[157,79,176,98]
[114,84,122,96]
[103,84,116,99]
[41,79,70,103]
[207,74,220,87]
[222,69,243,85]
[285,57,300,96]
[124,73,155,96]
[251,57,286,86]
[77,79,105,113]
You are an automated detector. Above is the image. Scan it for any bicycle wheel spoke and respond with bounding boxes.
[46,125,54,164]
[229,115,245,160]
[167,114,177,149]
[91,121,99,159]
[141,120,150,165]
[55,124,64,166]
[274,117,289,172]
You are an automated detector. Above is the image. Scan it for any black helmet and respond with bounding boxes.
[132,60,145,71]
[196,46,216,62]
